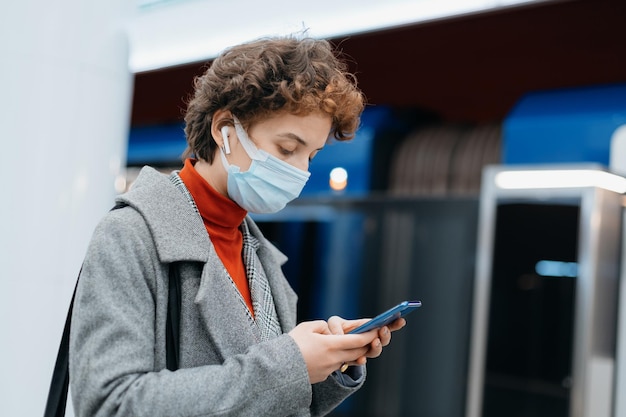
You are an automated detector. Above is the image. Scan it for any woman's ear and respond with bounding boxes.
[210,109,234,149]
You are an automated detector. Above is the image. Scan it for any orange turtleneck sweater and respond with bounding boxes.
[178,158,254,316]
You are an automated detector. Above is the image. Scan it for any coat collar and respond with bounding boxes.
[117,166,289,265]
[116,166,210,264]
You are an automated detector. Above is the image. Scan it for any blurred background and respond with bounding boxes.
[2,0,626,416]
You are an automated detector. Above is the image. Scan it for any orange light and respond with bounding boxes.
[329,167,348,191]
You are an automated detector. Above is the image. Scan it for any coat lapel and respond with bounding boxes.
[193,220,298,358]
[193,247,259,358]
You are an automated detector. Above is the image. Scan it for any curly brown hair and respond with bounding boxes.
[183,36,365,163]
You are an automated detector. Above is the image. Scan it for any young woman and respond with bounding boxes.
[69,36,405,417]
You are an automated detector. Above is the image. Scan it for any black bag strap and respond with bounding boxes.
[44,203,181,417]
[43,271,79,417]
[166,262,181,371]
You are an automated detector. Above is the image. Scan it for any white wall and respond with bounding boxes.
[0,1,133,415]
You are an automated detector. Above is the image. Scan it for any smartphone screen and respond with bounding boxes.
[348,300,422,334]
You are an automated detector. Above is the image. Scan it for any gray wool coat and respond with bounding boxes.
[69,166,365,417]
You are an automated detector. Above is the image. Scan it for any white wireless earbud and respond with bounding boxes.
[221,126,231,155]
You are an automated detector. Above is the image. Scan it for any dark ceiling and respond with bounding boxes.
[131,0,626,126]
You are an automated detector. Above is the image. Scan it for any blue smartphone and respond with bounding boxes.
[348,300,422,334]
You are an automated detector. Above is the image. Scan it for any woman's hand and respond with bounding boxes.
[288,320,379,383]
[326,316,406,368]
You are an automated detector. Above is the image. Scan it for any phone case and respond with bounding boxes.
[348,300,422,334]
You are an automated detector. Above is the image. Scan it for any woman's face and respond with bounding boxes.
[228,111,332,172]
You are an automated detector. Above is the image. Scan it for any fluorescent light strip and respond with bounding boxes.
[495,169,626,194]
[535,260,578,278]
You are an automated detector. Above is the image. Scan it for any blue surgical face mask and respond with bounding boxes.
[219,116,311,213]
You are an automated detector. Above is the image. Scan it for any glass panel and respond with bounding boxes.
[482,202,579,417]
